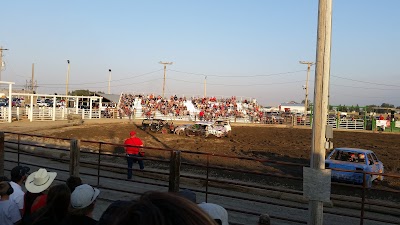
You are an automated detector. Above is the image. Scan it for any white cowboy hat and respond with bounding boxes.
[25,168,57,193]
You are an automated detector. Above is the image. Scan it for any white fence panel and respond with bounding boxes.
[338,119,364,130]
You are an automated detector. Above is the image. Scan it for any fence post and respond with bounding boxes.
[360,172,366,225]
[69,139,80,177]
[259,214,271,225]
[168,150,181,192]
[0,132,4,176]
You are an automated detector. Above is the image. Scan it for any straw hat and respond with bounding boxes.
[25,168,57,193]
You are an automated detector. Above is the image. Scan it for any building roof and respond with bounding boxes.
[95,93,120,103]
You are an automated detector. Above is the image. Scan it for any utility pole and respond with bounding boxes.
[204,76,207,98]
[108,69,112,94]
[66,60,70,96]
[31,63,35,92]
[0,46,9,82]
[159,61,173,98]
[308,0,333,225]
[299,61,315,114]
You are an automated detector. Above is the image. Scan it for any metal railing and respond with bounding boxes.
[1,132,399,224]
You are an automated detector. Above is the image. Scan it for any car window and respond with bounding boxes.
[367,154,375,165]
[371,153,379,162]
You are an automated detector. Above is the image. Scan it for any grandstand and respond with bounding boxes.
[117,93,262,122]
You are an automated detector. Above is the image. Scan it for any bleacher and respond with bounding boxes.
[117,93,261,121]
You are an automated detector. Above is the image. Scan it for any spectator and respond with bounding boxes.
[198,202,229,225]
[0,181,22,225]
[63,184,100,225]
[177,189,197,203]
[10,165,30,215]
[124,131,144,179]
[97,200,132,225]
[30,184,71,225]
[0,176,9,182]
[112,191,217,225]
[25,168,57,214]
[66,176,82,193]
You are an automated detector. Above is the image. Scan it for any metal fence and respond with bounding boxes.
[1,132,400,224]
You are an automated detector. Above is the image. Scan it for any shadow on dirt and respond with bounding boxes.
[133,123,172,150]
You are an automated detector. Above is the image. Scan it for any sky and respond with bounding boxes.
[1,0,399,107]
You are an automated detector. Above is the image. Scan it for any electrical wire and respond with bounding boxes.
[38,69,163,86]
[37,78,162,89]
[167,77,305,86]
[331,75,400,88]
[168,69,307,78]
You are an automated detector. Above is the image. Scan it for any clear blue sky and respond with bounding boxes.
[1,0,399,106]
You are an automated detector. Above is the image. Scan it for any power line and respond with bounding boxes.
[168,69,307,78]
[330,83,400,91]
[167,77,305,86]
[331,75,400,88]
[38,69,163,86]
[37,78,163,89]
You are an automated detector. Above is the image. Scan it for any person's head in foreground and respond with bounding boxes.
[198,202,229,225]
[113,191,218,225]
[25,168,57,193]
[70,184,100,217]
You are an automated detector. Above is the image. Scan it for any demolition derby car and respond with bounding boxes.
[141,118,174,133]
[184,121,229,138]
[325,148,384,187]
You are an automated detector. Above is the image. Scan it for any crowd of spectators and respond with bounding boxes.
[0,165,229,225]
[118,93,263,120]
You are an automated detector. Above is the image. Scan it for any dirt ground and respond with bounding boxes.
[2,119,400,190]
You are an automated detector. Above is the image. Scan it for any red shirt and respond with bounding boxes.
[124,137,143,155]
[31,194,47,213]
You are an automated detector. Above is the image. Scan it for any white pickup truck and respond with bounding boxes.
[36,100,49,107]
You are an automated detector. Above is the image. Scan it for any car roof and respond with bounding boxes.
[195,121,213,125]
[334,147,374,154]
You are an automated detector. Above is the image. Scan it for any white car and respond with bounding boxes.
[214,119,232,136]
[36,100,49,107]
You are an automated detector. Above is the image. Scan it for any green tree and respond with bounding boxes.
[381,103,394,108]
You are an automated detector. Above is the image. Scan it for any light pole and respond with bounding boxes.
[159,61,173,98]
[66,60,70,96]
[0,46,9,83]
[108,69,112,94]
[299,61,314,114]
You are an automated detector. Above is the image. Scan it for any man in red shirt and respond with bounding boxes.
[124,131,144,179]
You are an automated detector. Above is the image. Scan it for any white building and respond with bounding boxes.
[279,102,306,114]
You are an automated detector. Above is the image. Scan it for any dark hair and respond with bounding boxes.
[31,184,71,225]
[0,176,9,182]
[113,191,217,225]
[98,201,132,225]
[66,176,82,192]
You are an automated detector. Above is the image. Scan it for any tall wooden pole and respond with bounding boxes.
[309,0,332,224]
[159,61,173,98]
[299,61,315,114]
[31,63,35,92]
[66,60,70,96]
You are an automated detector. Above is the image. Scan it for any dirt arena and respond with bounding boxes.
[3,119,400,190]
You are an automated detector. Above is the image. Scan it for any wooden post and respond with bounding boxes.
[168,150,181,192]
[69,139,80,177]
[308,0,332,224]
[0,132,4,176]
[258,214,271,225]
